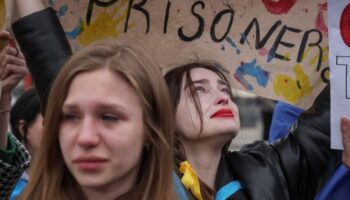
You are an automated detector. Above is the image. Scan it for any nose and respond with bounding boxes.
[215,92,229,105]
[76,117,100,149]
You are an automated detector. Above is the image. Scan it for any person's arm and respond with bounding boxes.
[15,0,45,17]
[12,0,72,114]
[0,31,26,150]
[0,31,30,200]
[0,31,11,149]
[0,94,11,149]
[272,85,341,199]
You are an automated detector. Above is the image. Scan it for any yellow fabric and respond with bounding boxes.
[179,161,203,200]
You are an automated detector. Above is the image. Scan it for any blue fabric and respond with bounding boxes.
[215,181,242,200]
[173,172,190,200]
[269,101,350,200]
[9,175,27,200]
[315,165,350,200]
[268,102,303,143]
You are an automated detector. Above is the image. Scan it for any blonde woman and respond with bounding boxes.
[17,40,177,200]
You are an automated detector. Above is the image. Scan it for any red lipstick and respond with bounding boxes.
[211,109,234,118]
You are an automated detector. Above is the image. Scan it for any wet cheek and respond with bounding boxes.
[58,127,74,151]
[58,137,70,164]
[109,128,145,151]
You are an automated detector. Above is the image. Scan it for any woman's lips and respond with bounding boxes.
[211,108,234,118]
[73,156,108,171]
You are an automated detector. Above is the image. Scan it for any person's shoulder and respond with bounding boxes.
[1,133,31,168]
[226,140,277,163]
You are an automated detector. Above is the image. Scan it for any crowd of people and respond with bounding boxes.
[1,0,350,199]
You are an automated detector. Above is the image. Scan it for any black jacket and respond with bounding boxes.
[12,8,72,113]
[215,86,341,200]
[12,8,340,200]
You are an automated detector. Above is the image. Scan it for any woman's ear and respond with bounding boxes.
[18,119,27,138]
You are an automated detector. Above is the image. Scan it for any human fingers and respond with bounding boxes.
[0,54,26,67]
[1,62,28,80]
[0,47,25,67]
[0,31,10,40]
[0,31,10,50]
[0,46,18,59]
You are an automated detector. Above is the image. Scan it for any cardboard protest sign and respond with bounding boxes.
[0,0,6,51]
[43,0,329,109]
[0,0,13,47]
[0,0,14,30]
[0,0,5,30]
[328,0,350,149]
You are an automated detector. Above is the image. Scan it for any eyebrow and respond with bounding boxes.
[185,78,229,89]
[61,104,78,111]
[61,102,127,113]
[185,79,209,89]
[218,79,229,87]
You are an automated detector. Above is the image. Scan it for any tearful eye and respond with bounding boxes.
[221,87,230,94]
[62,113,79,122]
[194,86,206,93]
[101,114,119,122]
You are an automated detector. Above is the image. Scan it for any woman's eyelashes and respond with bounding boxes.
[194,86,207,93]
[193,85,230,96]
[221,87,230,94]
[62,112,80,122]
[61,111,120,123]
[100,114,119,122]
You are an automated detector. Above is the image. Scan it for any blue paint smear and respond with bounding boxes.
[225,37,241,55]
[234,73,254,91]
[234,59,270,91]
[65,18,84,39]
[58,4,69,17]
[267,49,275,63]
[48,0,56,6]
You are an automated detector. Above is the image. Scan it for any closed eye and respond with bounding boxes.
[62,113,80,122]
[101,114,119,122]
[194,86,207,93]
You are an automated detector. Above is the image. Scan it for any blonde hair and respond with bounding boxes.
[20,40,176,200]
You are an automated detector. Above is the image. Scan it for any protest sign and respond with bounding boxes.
[328,0,350,149]
[0,0,5,30]
[0,0,6,50]
[43,0,329,109]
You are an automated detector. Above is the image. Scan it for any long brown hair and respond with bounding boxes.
[19,40,177,200]
[164,62,234,200]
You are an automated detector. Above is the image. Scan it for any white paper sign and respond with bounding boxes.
[328,0,350,149]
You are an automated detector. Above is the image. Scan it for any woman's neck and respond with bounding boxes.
[83,181,133,200]
[182,139,223,189]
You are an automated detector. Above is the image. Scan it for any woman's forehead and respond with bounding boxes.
[190,67,221,79]
[186,68,227,85]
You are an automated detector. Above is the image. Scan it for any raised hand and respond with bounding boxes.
[0,30,27,149]
[0,39,27,95]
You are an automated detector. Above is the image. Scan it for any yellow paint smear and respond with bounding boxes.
[309,46,328,66]
[283,52,290,60]
[0,0,5,29]
[301,46,328,67]
[79,0,131,46]
[273,64,312,103]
